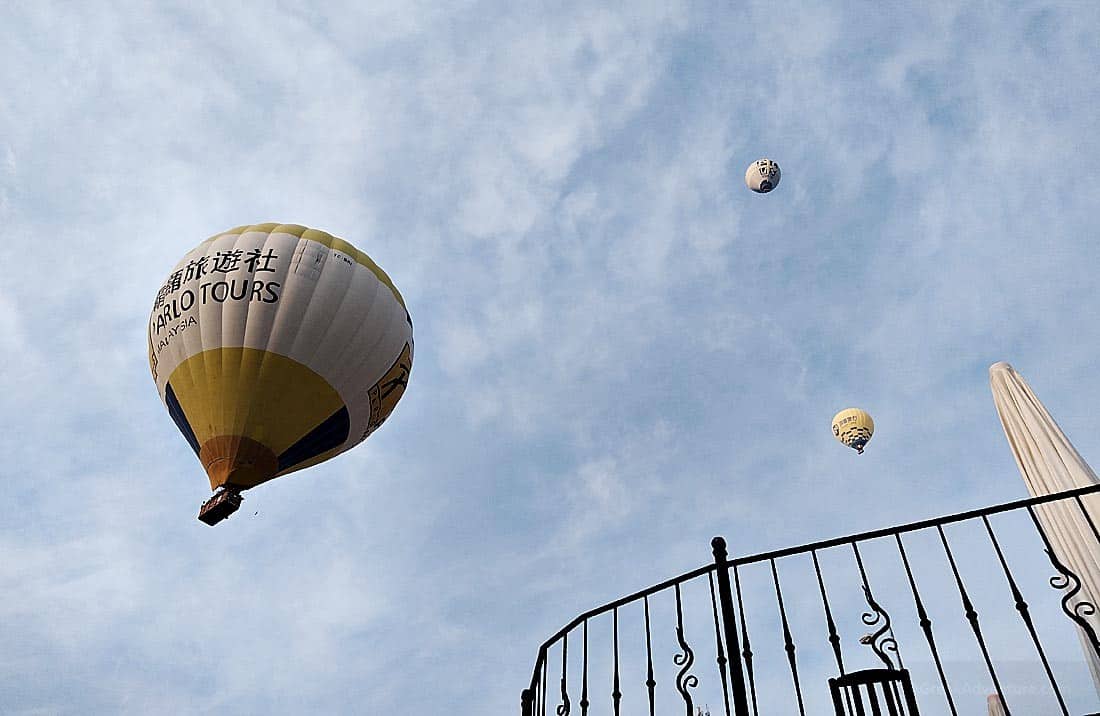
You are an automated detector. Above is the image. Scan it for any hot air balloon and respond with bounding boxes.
[831,408,873,454]
[745,158,780,193]
[147,223,413,525]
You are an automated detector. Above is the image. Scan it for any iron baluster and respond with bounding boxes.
[557,634,571,716]
[1026,505,1100,659]
[938,525,1010,714]
[528,649,545,716]
[1045,549,1100,654]
[853,542,903,669]
[815,550,855,716]
[711,537,752,716]
[982,515,1069,715]
[612,608,621,716]
[853,576,909,714]
[673,583,699,715]
[707,572,733,716]
[895,534,957,715]
[858,584,898,670]
[812,549,846,674]
[644,595,656,716]
[1026,505,1100,661]
[579,620,589,716]
[523,648,541,716]
[526,650,543,716]
[1073,495,1100,545]
[770,558,806,716]
[541,648,548,716]
[1073,492,1100,649]
[733,564,758,716]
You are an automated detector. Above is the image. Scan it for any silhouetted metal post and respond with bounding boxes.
[521,688,534,716]
[712,537,751,716]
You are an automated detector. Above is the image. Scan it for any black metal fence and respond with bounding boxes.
[521,484,1100,715]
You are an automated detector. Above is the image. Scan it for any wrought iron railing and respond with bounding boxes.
[521,484,1100,715]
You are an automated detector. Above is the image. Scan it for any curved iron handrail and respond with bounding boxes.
[522,482,1100,716]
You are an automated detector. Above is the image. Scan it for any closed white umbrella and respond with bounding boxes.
[989,361,1100,693]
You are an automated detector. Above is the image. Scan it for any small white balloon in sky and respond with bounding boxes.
[745,158,781,193]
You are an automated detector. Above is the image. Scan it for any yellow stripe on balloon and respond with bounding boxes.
[168,347,345,457]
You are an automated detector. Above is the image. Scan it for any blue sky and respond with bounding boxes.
[3,2,1100,713]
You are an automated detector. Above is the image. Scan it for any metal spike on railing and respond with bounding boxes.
[644,595,656,716]
[611,608,621,716]
[707,572,732,716]
[579,620,589,716]
[732,565,758,716]
[770,559,805,716]
[982,515,1069,715]
[896,533,957,715]
[812,549,845,674]
[939,525,1010,714]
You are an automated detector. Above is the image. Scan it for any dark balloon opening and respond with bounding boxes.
[277,406,351,473]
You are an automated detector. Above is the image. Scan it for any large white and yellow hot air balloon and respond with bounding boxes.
[831,408,874,454]
[148,223,413,524]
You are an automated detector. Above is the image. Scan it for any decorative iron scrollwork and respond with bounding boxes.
[859,586,899,670]
[1045,548,1100,657]
[673,584,698,715]
[557,634,571,716]
[556,676,571,716]
[674,625,699,712]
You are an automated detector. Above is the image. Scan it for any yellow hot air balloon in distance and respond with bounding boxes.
[148,223,413,525]
[832,408,874,454]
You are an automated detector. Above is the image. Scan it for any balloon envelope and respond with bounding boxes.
[148,223,413,492]
[745,158,781,193]
[831,408,873,453]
